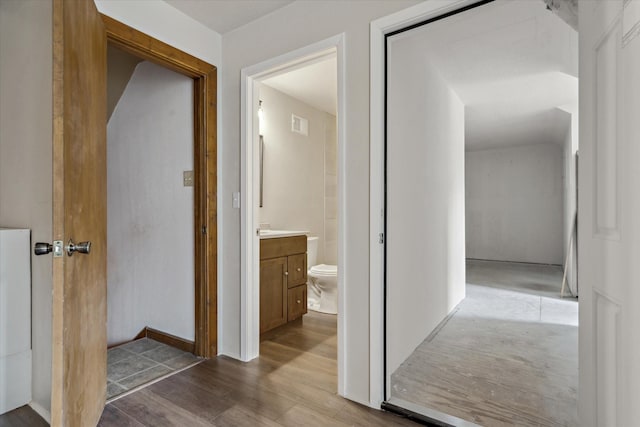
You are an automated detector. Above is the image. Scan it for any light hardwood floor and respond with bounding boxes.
[98,311,416,426]
[391,260,579,427]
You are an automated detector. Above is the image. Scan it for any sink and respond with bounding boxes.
[259,229,309,239]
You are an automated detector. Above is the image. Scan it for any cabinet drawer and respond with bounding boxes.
[287,285,307,321]
[287,253,307,288]
[260,235,306,260]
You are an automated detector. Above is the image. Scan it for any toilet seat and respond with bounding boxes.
[309,264,337,276]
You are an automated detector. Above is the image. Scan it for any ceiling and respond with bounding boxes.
[162,0,338,116]
[162,0,577,149]
[389,0,578,151]
[164,0,293,34]
[261,55,337,115]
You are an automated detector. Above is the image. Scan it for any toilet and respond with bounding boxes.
[306,236,338,314]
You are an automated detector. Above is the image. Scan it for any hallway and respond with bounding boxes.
[391,260,578,426]
[99,311,414,426]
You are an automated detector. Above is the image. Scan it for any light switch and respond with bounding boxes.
[183,170,194,187]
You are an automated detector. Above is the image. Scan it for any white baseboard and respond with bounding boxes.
[343,394,380,410]
[28,401,51,424]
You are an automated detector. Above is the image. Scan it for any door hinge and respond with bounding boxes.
[379,233,384,244]
[202,226,207,235]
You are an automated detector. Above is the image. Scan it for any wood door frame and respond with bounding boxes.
[102,15,217,357]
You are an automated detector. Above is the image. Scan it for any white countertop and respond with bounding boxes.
[259,229,309,239]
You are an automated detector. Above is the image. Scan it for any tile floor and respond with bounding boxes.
[107,338,201,400]
[391,260,579,426]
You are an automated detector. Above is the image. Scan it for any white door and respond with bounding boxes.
[579,1,640,425]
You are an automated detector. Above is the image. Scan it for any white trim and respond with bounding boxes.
[239,66,257,362]
[240,34,347,396]
[369,14,386,408]
[368,0,487,407]
[336,35,346,397]
[28,401,51,424]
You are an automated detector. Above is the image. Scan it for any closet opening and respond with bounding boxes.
[382,1,579,424]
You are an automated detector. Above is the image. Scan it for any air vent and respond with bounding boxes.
[291,114,309,136]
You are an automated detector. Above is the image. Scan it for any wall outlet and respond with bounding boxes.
[183,170,194,187]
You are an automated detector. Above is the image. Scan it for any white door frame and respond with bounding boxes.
[369,0,511,407]
[240,34,346,395]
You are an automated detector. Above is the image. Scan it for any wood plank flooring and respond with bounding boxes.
[99,311,416,426]
[0,406,48,427]
[391,260,579,427]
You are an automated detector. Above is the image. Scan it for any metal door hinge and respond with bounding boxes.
[379,233,384,244]
[202,226,207,235]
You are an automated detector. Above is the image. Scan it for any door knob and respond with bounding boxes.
[34,242,52,255]
[34,241,64,257]
[66,239,91,256]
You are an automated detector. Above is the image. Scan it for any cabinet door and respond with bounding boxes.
[287,253,307,288]
[260,257,288,333]
[288,285,307,321]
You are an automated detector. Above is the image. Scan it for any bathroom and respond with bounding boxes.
[257,53,338,332]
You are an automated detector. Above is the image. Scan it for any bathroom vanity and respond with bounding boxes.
[260,234,307,333]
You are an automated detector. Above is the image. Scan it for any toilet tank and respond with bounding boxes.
[307,236,318,267]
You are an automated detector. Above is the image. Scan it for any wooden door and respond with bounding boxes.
[579,1,640,425]
[51,0,107,425]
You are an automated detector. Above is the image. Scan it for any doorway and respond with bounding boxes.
[105,43,203,400]
[102,15,217,357]
[240,35,346,395]
[373,0,579,424]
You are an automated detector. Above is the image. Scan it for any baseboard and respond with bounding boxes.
[28,401,51,424]
[466,258,562,267]
[138,327,195,354]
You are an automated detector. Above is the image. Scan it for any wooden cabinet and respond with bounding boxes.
[259,257,288,333]
[287,253,307,287]
[287,285,307,321]
[260,235,308,333]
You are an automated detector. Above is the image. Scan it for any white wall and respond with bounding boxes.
[107,61,194,345]
[221,0,420,403]
[258,84,336,264]
[466,143,565,265]
[386,36,466,374]
[0,0,53,416]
